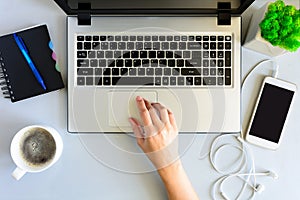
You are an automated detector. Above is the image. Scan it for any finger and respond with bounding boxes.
[129,118,144,140]
[148,106,163,127]
[151,103,169,123]
[168,110,178,130]
[136,96,152,126]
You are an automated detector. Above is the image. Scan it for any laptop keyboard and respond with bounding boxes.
[76,33,232,87]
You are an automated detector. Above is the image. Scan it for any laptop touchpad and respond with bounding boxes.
[108,90,157,128]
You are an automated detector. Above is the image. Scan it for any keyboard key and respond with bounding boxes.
[217,60,224,67]
[145,36,151,41]
[95,68,102,75]
[203,36,209,41]
[210,36,216,41]
[111,68,120,76]
[146,68,154,75]
[100,36,106,41]
[153,42,160,50]
[174,36,180,41]
[144,42,152,49]
[88,51,96,58]
[155,77,161,85]
[181,36,187,41]
[159,59,167,67]
[210,42,216,49]
[225,36,231,41]
[196,36,202,41]
[116,59,124,67]
[108,59,115,67]
[122,36,129,41]
[125,59,132,67]
[194,77,201,85]
[170,77,177,85]
[203,60,209,67]
[118,42,126,50]
[131,51,139,58]
[167,36,173,41]
[225,51,231,67]
[129,68,136,76]
[86,77,93,85]
[122,51,130,58]
[121,68,128,76]
[114,77,154,85]
[217,77,224,85]
[77,68,93,75]
[114,51,122,58]
[203,68,209,75]
[115,36,121,41]
[210,68,216,75]
[85,36,92,41]
[142,59,150,67]
[170,42,178,50]
[107,36,114,41]
[217,68,224,76]
[203,51,209,58]
[136,42,143,50]
[77,51,87,58]
[203,77,216,85]
[188,42,201,49]
[127,42,135,50]
[77,36,84,41]
[95,77,102,85]
[155,68,162,75]
[210,51,216,58]
[90,59,98,67]
[103,68,111,76]
[93,36,99,41]
[187,59,201,67]
[225,42,231,49]
[179,42,186,50]
[151,59,159,67]
[217,51,224,58]
[188,36,195,41]
[186,77,193,85]
[137,36,143,41]
[181,68,201,75]
[164,68,171,75]
[92,42,100,50]
[177,77,184,85]
[210,60,216,67]
[101,42,109,50]
[110,42,117,50]
[149,51,156,58]
[183,51,190,58]
[168,59,175,67]
[174,51,182,58]
[105,51,114,58]
[225,68,231,85]
[162,77,169,85]
[218,42,224,49]
[77,77,85,85]
[192,51,201,59]
[218,36,224,41]
[140,51,147,58]
[203,42,209,49]
[152,36,158,41]
[103,77,111,85]
[172,68,180,76]
[159,36,166,41]
[133,59,141,67]
[77,42,83,50]
[77,59,89,67]
[157,51,165,58]
[97,51,104,58]
[84,42,91,49]
[177,59,184,67]
[99,59,106,67]
[138,68,145,75]
[161,42,169,50]
[130,36,136,41]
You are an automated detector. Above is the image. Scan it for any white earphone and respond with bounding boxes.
[209,135,278,200]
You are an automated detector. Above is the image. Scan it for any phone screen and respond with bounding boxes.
[249,83,295,143]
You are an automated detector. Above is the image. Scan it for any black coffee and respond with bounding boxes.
[20,128,56,167]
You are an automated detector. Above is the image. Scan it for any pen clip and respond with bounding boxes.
[13,33,28,53]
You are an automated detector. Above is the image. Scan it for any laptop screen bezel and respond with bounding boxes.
[53,0,255,15]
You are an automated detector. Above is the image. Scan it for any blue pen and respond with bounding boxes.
[13,33,47,90]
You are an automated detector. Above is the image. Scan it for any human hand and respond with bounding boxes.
[129,96,179,170]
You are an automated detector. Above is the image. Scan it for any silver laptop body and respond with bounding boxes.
[53,0,254,133]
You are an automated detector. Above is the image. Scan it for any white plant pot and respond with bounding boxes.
[244,3,288,57]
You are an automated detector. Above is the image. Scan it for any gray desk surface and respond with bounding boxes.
[0,0,299,199]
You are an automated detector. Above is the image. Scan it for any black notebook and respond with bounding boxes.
[0,24,64,102]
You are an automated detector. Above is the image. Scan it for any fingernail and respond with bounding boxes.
[136,96,142,101]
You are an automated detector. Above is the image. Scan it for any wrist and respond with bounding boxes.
[157,159,183,179]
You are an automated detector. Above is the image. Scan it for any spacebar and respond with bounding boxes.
[112,77,154,85]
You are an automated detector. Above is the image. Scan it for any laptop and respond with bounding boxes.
[53,0,254,133]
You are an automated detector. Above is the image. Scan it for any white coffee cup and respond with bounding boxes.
[10,125,63,180]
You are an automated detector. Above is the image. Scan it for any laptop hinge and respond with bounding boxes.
[77,3,91,26]
[217,2,231,25]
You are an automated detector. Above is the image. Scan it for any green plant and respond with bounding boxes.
[259,0,300,52]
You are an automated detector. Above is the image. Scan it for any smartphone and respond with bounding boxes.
[245,77,297,150]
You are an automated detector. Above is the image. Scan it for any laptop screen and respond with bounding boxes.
[67,0,241,10]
